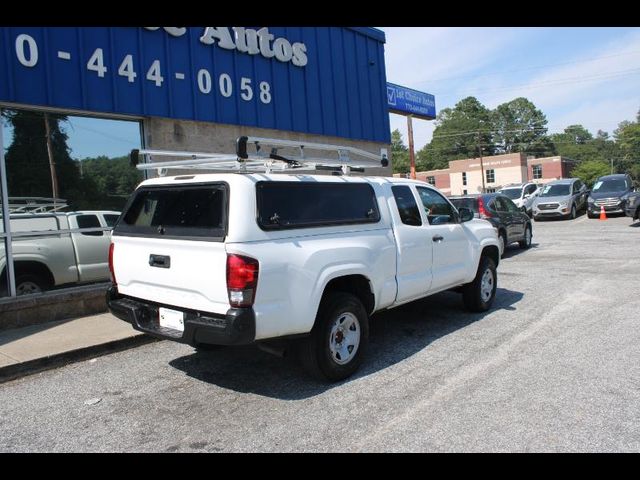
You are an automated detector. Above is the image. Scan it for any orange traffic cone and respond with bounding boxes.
[599,205,607,221]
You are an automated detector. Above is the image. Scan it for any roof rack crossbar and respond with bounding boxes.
[132,136,389,176]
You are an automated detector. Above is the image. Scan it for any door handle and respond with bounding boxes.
[432,235,444,242]
[149,254,171,268]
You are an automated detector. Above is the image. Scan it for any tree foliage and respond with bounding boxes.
[492,97,555,156]
[2,109,142,211]
[417,97,493,171]
[391,129,410,174]
[572,160,611,188]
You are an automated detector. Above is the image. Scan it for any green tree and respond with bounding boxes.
[549,124,597,163]
[75,155,142,210]
[3,109,82,205]
[391,129,410,175]
[572,160,611,188]
[491,97,555,156]
[614,119,640,180]
[418,97,493,169]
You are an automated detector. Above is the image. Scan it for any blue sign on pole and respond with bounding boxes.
[387,83,435,120]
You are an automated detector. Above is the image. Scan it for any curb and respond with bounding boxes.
[0,334,159,384]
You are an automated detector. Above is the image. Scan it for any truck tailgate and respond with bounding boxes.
[112,235,229,314]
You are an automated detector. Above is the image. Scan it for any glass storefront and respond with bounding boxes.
[0,106,142,299]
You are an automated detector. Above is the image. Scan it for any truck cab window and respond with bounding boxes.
[76,214,103,236]
[416,187,456,225]
[391,185,422,226]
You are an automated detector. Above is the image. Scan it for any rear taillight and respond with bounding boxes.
[226,254,259,308]
[478,197,492,219]
[108,243,116,285]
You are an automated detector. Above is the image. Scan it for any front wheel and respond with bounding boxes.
[569,205,577,220]
[299,292,369,382]
[462,256,497,312]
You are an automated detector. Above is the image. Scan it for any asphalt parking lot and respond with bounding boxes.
[1,213,639,452]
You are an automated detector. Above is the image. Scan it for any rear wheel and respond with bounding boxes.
[519,225,532,249]
[498,232,506,258]
[462,256,497,312]
[299,292,369,382]
[15,274,48,295]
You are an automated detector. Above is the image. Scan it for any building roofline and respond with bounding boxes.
[347,27,386,43]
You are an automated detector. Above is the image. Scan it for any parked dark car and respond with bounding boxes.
[450,193,532,257]
[626,190,640,221]
[587,173,635,218]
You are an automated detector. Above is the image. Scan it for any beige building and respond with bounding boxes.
[418,152,577,196]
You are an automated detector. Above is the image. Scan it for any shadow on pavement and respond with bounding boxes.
[169,287,523,400]
[501,242,539,259]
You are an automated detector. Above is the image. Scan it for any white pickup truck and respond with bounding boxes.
[107,167,500,381]
[1,211,120,295]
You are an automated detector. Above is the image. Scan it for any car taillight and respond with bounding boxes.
[108,242,116,285]
[478,197,492,219]
[226,254,259,308]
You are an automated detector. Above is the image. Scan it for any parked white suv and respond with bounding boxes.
[498,182,540,216]
[107,140,501,381]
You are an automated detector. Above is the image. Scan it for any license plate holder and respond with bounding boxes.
[159,307,185,332]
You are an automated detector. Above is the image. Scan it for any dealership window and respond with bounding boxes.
[1,107,142,299]
[486,169,495,184]
[462,172,467,186]
[427,176,436,186]
[533,164,543,179]
[463,189,468,195]
[485,188,496,193]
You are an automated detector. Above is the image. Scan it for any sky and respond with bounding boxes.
[2,27,640,159]
[382,27,640,151]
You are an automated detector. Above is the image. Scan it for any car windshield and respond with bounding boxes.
[592,179,627,193]
[500,188,521,200]
[539,184,570,197]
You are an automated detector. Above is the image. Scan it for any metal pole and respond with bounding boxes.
[44,113,59,203]
[477,131,485,193]
[407,115,416,179]
[0,119,17,297]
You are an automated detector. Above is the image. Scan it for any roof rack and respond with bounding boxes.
[130,136,389,176]
[4,197,69,213]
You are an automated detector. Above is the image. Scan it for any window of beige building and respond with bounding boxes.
[462,172,467,186]
[427,176,436,186]
[486,169,495,183]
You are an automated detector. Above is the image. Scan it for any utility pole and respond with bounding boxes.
[407,114,416,179]
[44,113,59,203]
[477,131,485,193]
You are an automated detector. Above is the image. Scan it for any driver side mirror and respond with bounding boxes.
[458,207,474,223]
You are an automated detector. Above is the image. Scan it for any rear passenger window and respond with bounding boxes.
[392,185,422,226]
[256,182,380,230]
[104,214,120,227]
[76,214,103,237]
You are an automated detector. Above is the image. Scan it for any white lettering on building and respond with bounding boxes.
[145,27,308,67]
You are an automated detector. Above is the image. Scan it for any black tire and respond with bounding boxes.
[299,292,369,382]
[462,256,497,313]
[15,273,49,295]
[569,204,577,220]
[519,225,532,249]
[194,343,225,352]
[587,212,596,219]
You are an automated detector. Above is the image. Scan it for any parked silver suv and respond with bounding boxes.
[532,178,588,221]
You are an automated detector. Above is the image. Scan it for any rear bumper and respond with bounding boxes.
[106,286,255,346]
